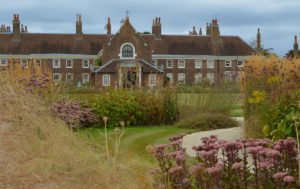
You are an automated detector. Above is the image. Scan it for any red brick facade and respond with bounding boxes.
[0,14,256,88]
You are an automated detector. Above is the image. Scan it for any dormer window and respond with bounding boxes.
[120,43,136,59]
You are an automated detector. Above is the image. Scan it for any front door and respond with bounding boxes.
[123,70,137,88]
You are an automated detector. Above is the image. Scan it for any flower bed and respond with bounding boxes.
[149,135,298,189]
[242,56,300,139]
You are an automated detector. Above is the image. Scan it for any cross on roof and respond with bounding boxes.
[125,10,130,17]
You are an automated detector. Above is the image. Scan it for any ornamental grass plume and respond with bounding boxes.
[0,71,153,189]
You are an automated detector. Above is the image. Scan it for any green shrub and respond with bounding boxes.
[85,87,179,127]
[175,113,239,130]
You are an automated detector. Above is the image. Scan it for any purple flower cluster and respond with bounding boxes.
[19,73,51,95]
[52,99,99,129]
[150,135,299,189]
[148,134,191,189]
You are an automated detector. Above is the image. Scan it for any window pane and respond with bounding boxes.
[121,44,134,59]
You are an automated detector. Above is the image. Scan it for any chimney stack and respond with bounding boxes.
[13,14,20,39]
[106,17,111,36]
[256,28,261,52]
[206,23,211,35]
[152,17,162,39]
[211,19,220,40]
[294,35,299,58]
[76,14,83,38]
[199,28,202,35]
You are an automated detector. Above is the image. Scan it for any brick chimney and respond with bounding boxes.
[152,17,162,39]
[189,26,197,35]
[294,35,299,58]
[106,17,111,36]
[13,14,20,40]
[256,28,261,52]
[206,23,211,35]
[211,19,220,40]
[76,14,83,38]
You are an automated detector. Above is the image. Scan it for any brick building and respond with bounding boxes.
[0,14,256,88]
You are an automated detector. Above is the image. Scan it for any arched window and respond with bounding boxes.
[120,43,135,59]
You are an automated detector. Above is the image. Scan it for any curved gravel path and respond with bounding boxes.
[182,117,245,156]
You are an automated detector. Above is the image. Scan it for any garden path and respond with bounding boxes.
[182,117,245,156]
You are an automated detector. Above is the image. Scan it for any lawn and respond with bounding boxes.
[79,126,199,160]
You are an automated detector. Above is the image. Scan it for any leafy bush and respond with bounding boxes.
[175,113,238,130]
[242,56,300,139]
[52,99,99,129]
[84,87,178,127]
[149,135,299,189]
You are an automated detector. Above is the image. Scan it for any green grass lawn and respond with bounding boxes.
[79,126,199,160]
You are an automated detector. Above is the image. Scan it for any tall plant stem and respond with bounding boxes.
[294,119,300,185]
[103,117,110,161]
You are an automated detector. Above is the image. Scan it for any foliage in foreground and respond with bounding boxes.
[242,56,300,139]
[175,113,239,130]
[149,135,298,189]
[0,72,153,189]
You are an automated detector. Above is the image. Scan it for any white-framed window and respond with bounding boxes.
[225,60,232,68]
[21,59,28,68]
[195,59,202,69]
[149,74,157,87]
[195,73,203,84]
[0,59,8,66]
[166,60,173,69]
[82,73,90,84]
[224,71,233,81]
[178,60,185,69]
[66,59,73,68]
[34,59,41,67]
[237,60,245,68]
[178,73,185,84]
[103,74,110,87]
[120,43,135,59]
[152,60,157,67]
[53,73,61,82]
[206,73,215,83]
[207,60,214,69]
[66,73,73,82]
[166,73,173,81]
[53,59,60,68]
[82,59,89,68]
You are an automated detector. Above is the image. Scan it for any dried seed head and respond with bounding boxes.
[114,127,121,134]
[103,116,108,122]
[120,121,125,128]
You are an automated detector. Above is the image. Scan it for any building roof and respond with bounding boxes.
[94,59,163,73]
[0,33,256,56]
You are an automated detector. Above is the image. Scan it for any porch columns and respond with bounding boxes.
[139,65,142,87]
[118,67,122,87]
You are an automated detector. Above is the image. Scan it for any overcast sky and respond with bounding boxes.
[0,0,299,56]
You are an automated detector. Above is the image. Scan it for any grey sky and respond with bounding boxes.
[1,0,299,56]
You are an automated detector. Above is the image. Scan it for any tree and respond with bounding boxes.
[285,49,300,59]
[248,39,276,57]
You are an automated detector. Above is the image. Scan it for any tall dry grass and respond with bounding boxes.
[0,70,153,188]
[242,55,300,138]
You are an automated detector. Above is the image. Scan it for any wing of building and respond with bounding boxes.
[0,14,257,88]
